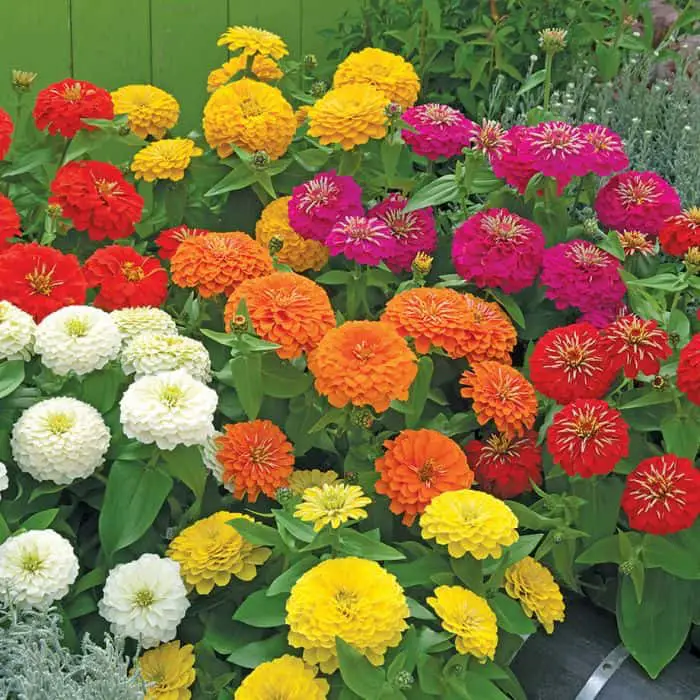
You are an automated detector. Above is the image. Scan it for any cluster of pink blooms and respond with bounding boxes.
[401,103,476,160]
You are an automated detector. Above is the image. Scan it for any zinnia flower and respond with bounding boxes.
[0,193,21,249]
[465,431,542,499]
[286,557,409,673]
[217,26,288,59]
[217,420,294,502]
[207,54,283,93]
[0,300,35,361]
[201,430,234,493]
[427,585,498,660]
[0,108,12,159]
[139,641,196,700]
[155,225,209,260]
[121,333,211,382]
[234,655,329,700]
[308,321,418,412]
[490,126,541,194]
[167,512,271,594]
[452,209,545,294]
[288,171,363,243]
[468,119,512,161]
[460,362,537,438]
[677,334,700,405]
[529,324,617,404]
[111,307,177,343]
[326,214,399,265]
[401,103,474,160]
[295,483,371,531]
[84,246,168,310]
[203,78,295,159]
[420,489,518,559]
[171,232,273,298]
[0,243,86,321]
[224,272,335,359]
[307,84,388,151]
[33,79,113,137]
[288,469,339,495]
[594,171,681,236]
[547,399,629,477]
[375,429,474,525]
[621,455,700,535]
[504,557,565,633]
[458,294,517,365]
[578,124,629,176]
[111,84,180,139]
[659,207,700,257]
[49,160,144,241]
[131,138,203,182]
[617,230,656,257]
[0,462,7,498]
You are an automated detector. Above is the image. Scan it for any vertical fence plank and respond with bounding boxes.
[151,0,228,134]
[301,0,358,60]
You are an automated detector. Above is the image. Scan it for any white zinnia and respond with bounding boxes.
[11,397,111,484]
[121,333,211,382]
[0,462,8,498]
[201,430,234,493]
[110,307,178,344]
[35,305,121,376]
[98,553,190,648]
[0,529,79,607]
[119,369,217,450]
[0,301,36,361]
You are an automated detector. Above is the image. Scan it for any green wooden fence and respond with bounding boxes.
[1,0,359,131]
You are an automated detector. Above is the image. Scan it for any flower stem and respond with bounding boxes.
[543,52,554,112]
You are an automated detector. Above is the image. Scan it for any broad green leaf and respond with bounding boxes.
[267,556,319,596]
[405,356,433,428]
[386,554,451,588]
[160,445,208,500]
[293,148,330,171]
[227,632,289,668]
[516,69,546,97]
[0,361,25,399]
[315,270,352,285]
[20,508,59,531]
[2,148,54,177]
[228,518,283,548]
[261,355,312,399]
[505,501,559,530]
[643,535,700,580]
[595,44,621,81]
[230,353,263,419]
[625,273,687,292]
[597,230,626,261]
[490,592,536,634]
[407,597,436,620]
[205,162,256,197]
[71,567,106,596]
[572,477,624,542]
[460,672,510,700]
[337,529,406,561]
[233,590,287,628]
[336,638,387,699]
[417,653,445,695]
[577,535,622,565]
[618,389,675,410]
[487,289,526,328]
[404,175,458,212]
[64,593,97,620]
[661,414,700,459]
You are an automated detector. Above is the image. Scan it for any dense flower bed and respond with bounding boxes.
[0,23,698,699]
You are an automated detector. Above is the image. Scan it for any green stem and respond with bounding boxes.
[418,1,428,84]
[251,181,271,206]
[543,51,554,112]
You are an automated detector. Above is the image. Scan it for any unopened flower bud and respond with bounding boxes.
[412,252,433,277]
[251,150,270,170]
[553,532,563,544]
[276,486,293,504]
[310,80,328,98]
[669,332,680,347]
[229,314,248,333]
[385,102,403,120]
[46,204,63,219]
[117,123,131,136]
[343,471,359,485]
[350,406,374,430]
[538,28,568,54]
[303,54,318,71]
[651,375,668,390]
[684,246,700,272]
[394,671,414,690]
[11,69,37,92]
[268,235,284,256]
[619,559,635,575]
[582,218,599,236]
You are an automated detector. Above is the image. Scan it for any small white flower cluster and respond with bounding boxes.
[121,332,211,382]
[0,301,36,361]
[110,306,178,344]
[201,430,234,493]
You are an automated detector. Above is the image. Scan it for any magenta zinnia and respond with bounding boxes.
[578,124,629,176]
[401,103,475,160]
[325,215,398,265]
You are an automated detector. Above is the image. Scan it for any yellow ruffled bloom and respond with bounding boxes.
[217,26,288,60]
[295,483,371,531]
[427,585,498,661]
[294,105,310,128]
[111,84,180,139]
[307,84,389,151]
[131,138,202,182]
[333,47,420,108]
[207,55,283,93]
[166,512,271,595]
[286,557,409,673]
[234,655,329,699]
[139,641,196,700]
[202,78,296,159]
[255,197,329,272]
[287,468,339,495]
[419,489,518,560]
[504,556,566,633]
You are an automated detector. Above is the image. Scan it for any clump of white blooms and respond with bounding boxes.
[0,462,8,499]
[0,530,79,608]
[11,397,110,484]
[201,430,234,493]
[0,301,36,361]
[119,369,217,450]
[121,333,211,382]
[35,306,121,376]
[98,554,190,649]
[110,307,178,344]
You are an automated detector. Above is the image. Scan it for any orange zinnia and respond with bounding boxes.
[217,419,294,502]
[458,294,517,364]
[224,272,335,360]
[375,429,474,526]
[380,287,475,358]
[460,361,537,437]
[307,321,418,413]
[170,232,273,298]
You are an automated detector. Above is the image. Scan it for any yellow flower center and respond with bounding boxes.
[573,414,600,439]
[686,207,700,224]
[95,178,119,198]
[240,97,264,118]
[486,433,514,455]
[65,317,89,337]
[61,83,83,101]
[160,385,184,408]
[121,261,145,282]
[352,341,375,362]
[20,552,44,573]
[334,589,359,616]
[26,266,57,296]
[46,412,75,434]
[134,588,156,608]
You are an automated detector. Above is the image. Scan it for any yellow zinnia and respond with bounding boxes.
[294,482,371,531]
[307,84,389,151]
[419,489,518,560]
[139,641,196,700]
[504,556,566,633]
[166,512,271,594]
[217,26,288,60]
[286,557,409,673]
[111,84,180,139]
[294,105,310,128]
[427,585,498,661]
[131,138,202,182]
[207,54,283,93]
[287,468,339,495]
[202,78,296,160]
[234,655,329,699]
[333,47,420,108]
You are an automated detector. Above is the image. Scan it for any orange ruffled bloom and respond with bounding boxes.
[170,232,273,298]
[458,294,517,364]
[375,429,474,525]
[224,272,335,360]
[460,361,537,437]
[308,321,418,413]
[217,419,295,501]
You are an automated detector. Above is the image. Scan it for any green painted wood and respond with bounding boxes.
[301,0,360,60]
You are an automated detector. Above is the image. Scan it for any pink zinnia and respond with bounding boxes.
[490,126,540,194]
[368,193,437,272]
[401,103,475,160]
[288,170,363,242]
[470,119,512,161]
[325,215,398,265]
[578,124,629,176]
[594,171,681,236]
[452,208,545,294]
[578,305,625,329]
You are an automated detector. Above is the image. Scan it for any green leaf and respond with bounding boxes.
[516,69,546,97]
[502,534,543,567]
[2,148,54,177]
[417,653,445,695]
[407,597,436,620]
[487,289,525,328]
[261,355,313,399]
[20,508,59,531]
[78,366,122,413]
[505,501,559,531]
[336,638,387,699]
[205,162,256,196]
[227,633,289,669]
[490,592,536,634]
[595,44,621,81]
[160,445,207,500]
[625,273,687,292]
[315,270,353,285]
[72,567,106,596]
[618,389,675,410]
[461,673,510,700]
[643,535,700,580]
[404,175,458,212]
[274,509,316,543]
[267,556,319,596]
[597,230,626,261]
[230,353,263,419]
[572,477,624,542]
[337,529,406,561]
[577,534,623,565]
[386,554,451,588]
[228,518,283,548]
[64,593,97,620]
[293,148,330,171]
[661,414,700,459]
[405,356,433,428]
[233,591,287,628]
[666,309,690,344]
[0,361,25,399]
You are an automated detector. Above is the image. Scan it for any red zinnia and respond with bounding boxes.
[0,107,13,159]
[84,245,168,310]
[465,431,542,499]
[0,194,21,250]
[547,399,629,477]
[677,334,700,405]
[33,79,114,138]
[49,161,144,241]
[529,323,617,405]
[621,455,700,535]
[0,242,86,320]
[155,225,209,260]
[658,208,700,257]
